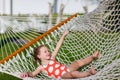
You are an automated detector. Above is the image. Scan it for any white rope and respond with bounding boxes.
[0,0,120,79]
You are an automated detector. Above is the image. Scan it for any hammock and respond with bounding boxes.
[0,0,120,79]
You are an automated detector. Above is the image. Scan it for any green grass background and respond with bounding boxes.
[0,72,22,80]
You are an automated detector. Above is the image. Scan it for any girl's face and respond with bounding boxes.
[37,46,51,60]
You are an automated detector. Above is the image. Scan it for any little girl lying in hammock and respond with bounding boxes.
[20,30,99,79]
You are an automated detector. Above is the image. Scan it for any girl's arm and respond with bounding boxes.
[20,65,43,78]
[51,30,69,59]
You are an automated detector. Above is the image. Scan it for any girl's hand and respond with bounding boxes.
[92,51,100,59]
[20,72,29,78]
[63,30,69,36]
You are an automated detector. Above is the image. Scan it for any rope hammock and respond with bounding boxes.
[0,0,120,79]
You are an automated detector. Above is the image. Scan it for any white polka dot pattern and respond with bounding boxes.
[55,64,60,68]
[55,69,60,75]
[60,66,65,70]
[48,66,53,73]
[49,61,54,65]
[61,71,66,75]
[43,59,70,78]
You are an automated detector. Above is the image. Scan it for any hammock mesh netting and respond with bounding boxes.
[0,0,120,79]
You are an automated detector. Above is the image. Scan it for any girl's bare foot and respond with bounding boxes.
[92,51,100,59]
[89,66,97,75]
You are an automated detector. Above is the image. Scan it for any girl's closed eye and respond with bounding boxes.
[45,50,48,53]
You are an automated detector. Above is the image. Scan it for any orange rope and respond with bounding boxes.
[0,13,78,64]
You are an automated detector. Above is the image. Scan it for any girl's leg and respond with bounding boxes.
[62,67,96,79]
[61,71,91,79]
[68,51,99,71]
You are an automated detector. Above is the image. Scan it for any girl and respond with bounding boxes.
[20,30,99,79]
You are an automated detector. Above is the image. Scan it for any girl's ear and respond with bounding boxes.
[37,54,41,59]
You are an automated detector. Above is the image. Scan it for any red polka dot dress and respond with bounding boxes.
[42,58,70,78]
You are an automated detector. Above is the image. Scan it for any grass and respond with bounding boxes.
[0,29,41,60]
[0,72,22,80]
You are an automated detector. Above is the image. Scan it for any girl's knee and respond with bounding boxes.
[71,71,80,78]
[61,71,79,79]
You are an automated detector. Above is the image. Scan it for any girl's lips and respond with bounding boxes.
[46,55,51,59]
[47,54,51,57]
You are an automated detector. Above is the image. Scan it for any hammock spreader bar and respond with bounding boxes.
[0,13,78,64]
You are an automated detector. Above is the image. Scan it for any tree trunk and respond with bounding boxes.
[48,2,53,29]
[56,3,65,24]
[83,5,88,14]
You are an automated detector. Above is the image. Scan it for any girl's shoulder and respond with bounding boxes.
[50,57,56,60]
[33,65,44,73]
[37,65,44,69]
[36,65,45,72]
